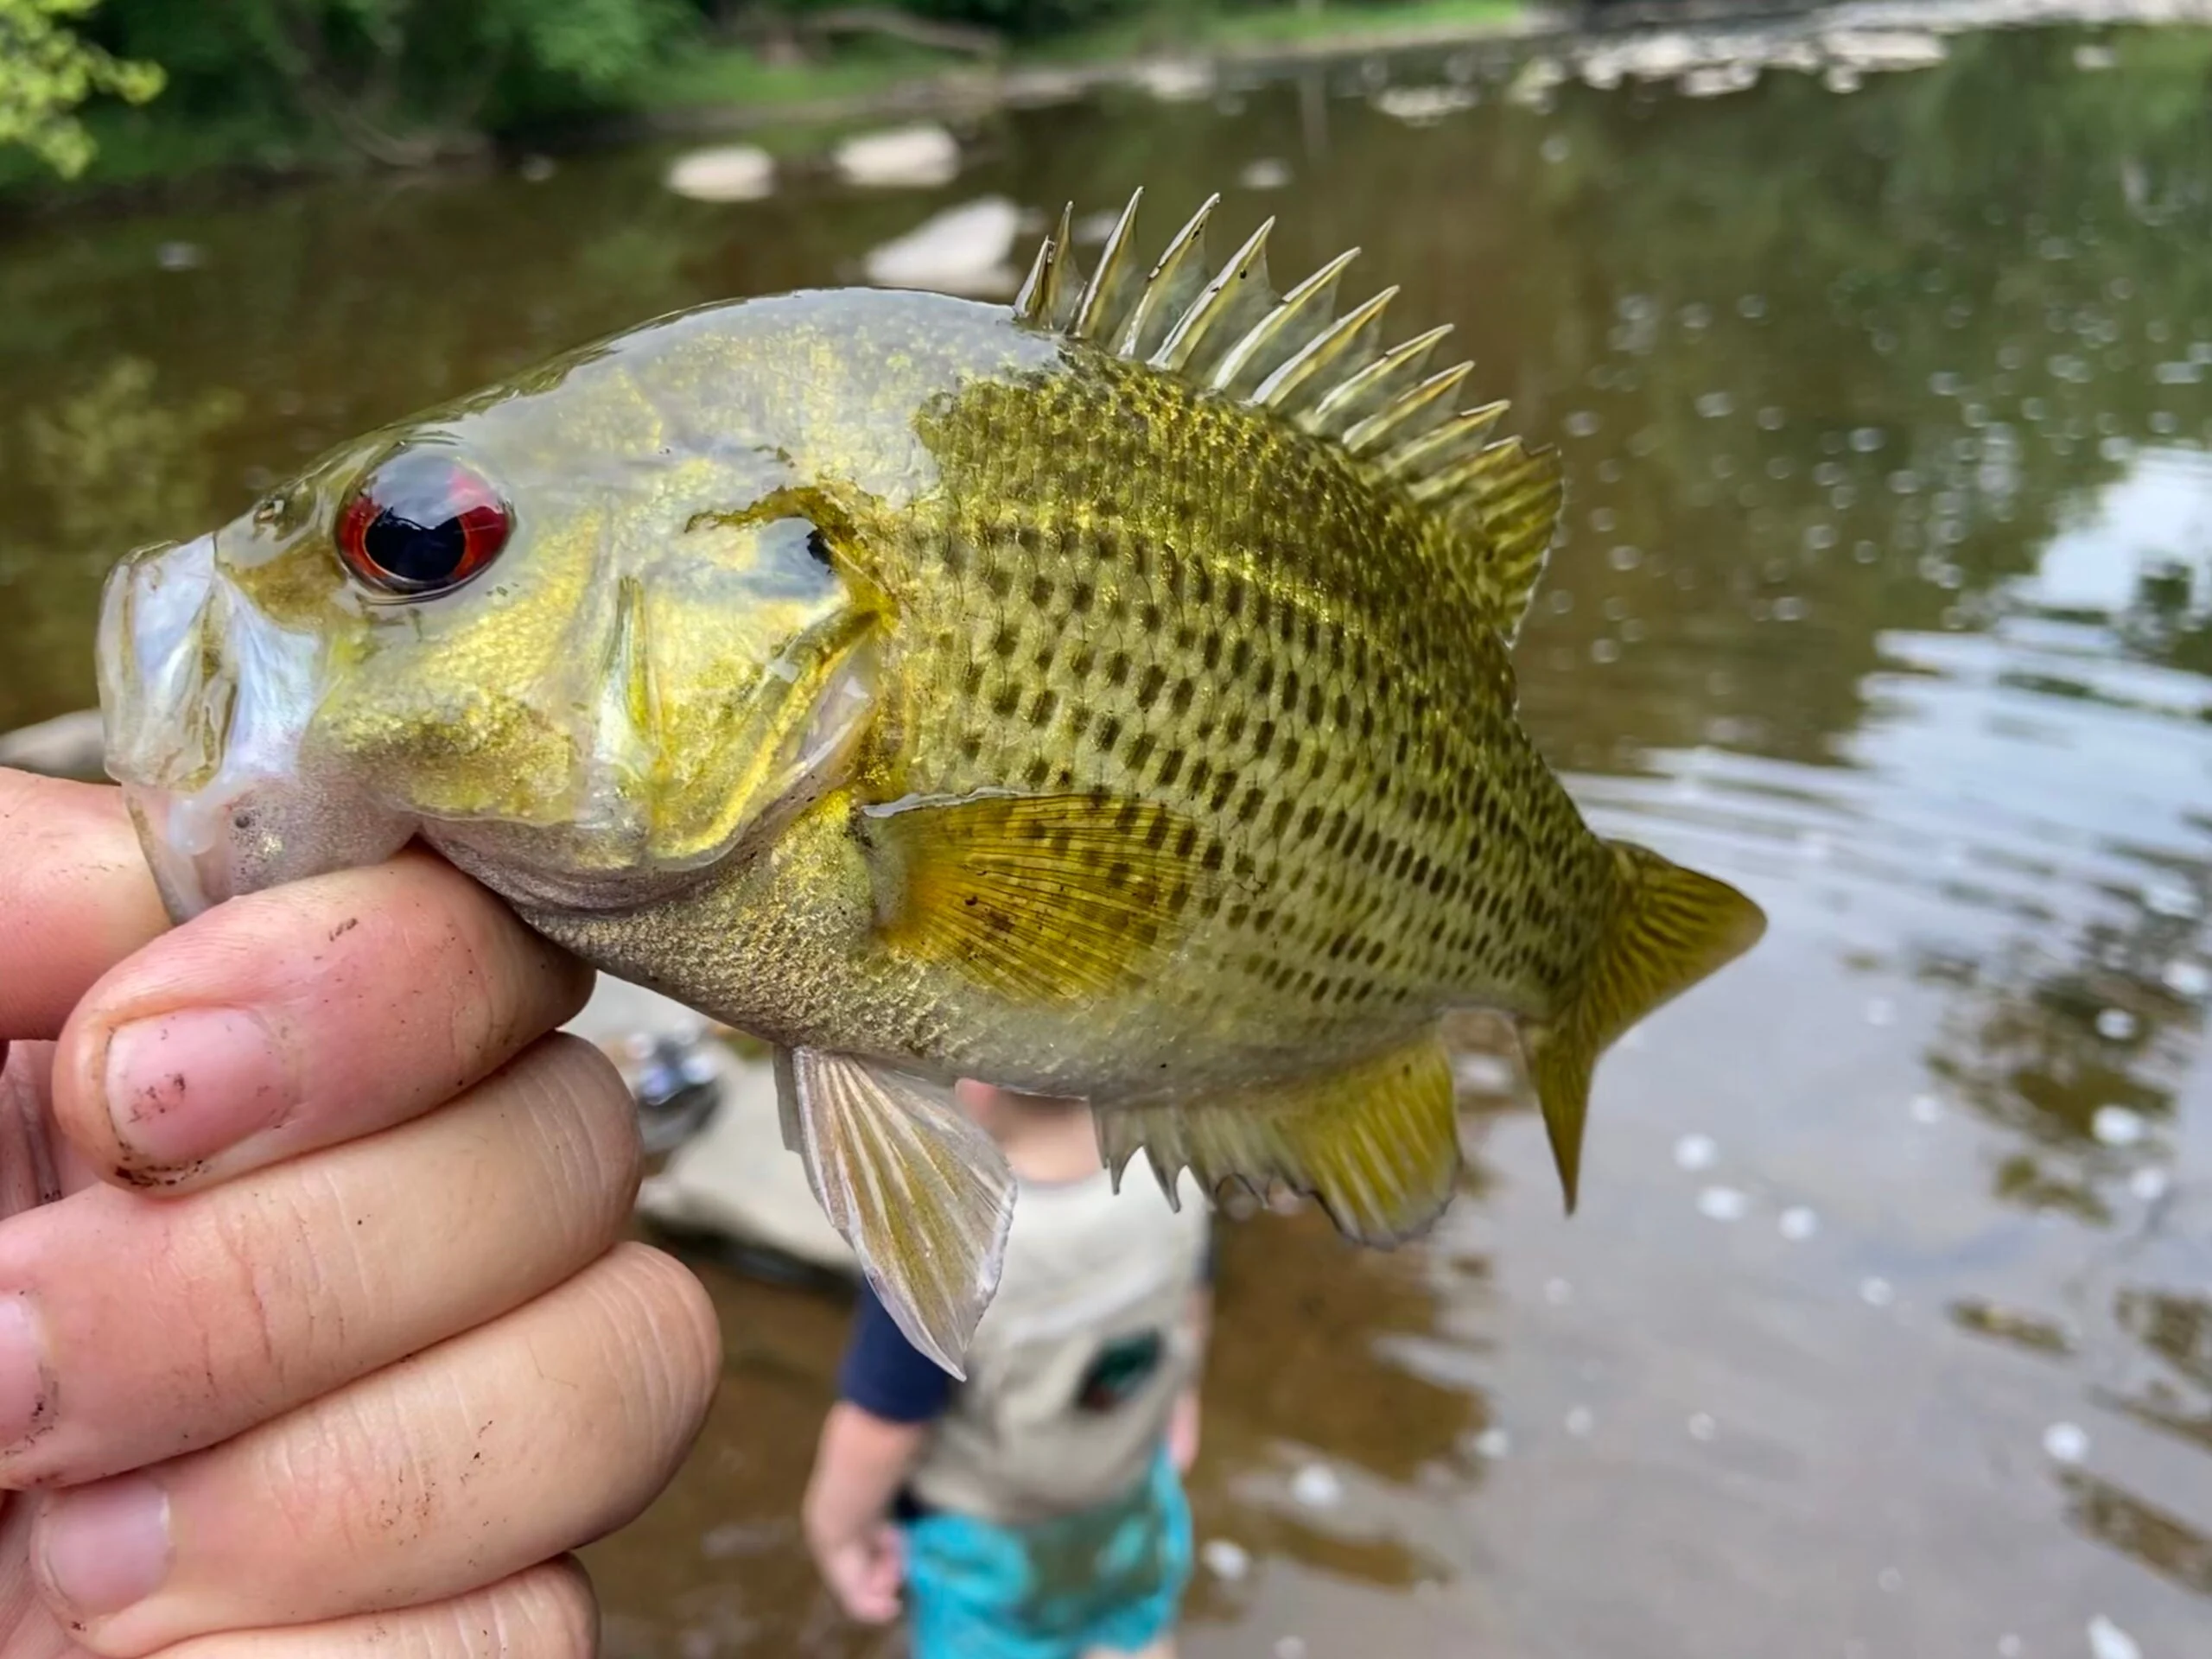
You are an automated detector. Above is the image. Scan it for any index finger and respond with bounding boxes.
[0,770,168,1043]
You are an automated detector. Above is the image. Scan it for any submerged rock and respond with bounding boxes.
[862,196,1024,297]
[833,123,961,189]
[664,143,776,203]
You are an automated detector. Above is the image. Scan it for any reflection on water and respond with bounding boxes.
[5,12,2212,1657]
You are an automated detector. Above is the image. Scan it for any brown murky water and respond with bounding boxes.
[5,15,2211,1657]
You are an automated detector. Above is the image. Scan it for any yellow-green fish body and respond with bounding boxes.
[98,191,1764,1371]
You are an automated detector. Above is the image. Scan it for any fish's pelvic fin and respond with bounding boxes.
[1098,1033,1462,1246]
[863,791,1224,1002]
[1521,844,1766,1212]
[1017,189,1564,639]
[779,1046,1015,1377]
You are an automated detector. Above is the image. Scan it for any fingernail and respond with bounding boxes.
[0,1296,48,1450]
[104,1007,290,1168]
[41,1473,172,1618]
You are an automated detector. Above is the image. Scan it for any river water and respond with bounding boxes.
[3,13,2209,1658]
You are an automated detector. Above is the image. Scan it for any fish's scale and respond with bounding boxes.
[870,346,1612,1066]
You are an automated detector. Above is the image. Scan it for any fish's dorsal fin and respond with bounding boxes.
[1015,188,1565,641]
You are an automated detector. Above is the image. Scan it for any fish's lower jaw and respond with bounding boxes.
[122,777,418,923]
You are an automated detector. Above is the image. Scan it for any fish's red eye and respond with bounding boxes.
[337,450,511,597]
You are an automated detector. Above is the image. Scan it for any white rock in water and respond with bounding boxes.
[1680,63,1758,99]
[1200,1538,1250,1580]
[2075,43,2117,71]
[2091,1105,2147,1147]
[861,196,1023,296]
[1373,85,1477,124]
[833,124,960,188]
[664,144,775,202]
[1778,1205,1820,1242]
[1472,1426,1512,1459]
[1130,59,1213,103]
[1821,30,1947,73]
[2160,958,2209,998]
[1824,64,1864,93]
[2087,1615,2140,1659]
[2094,1007,2138,1041]
[1238,157,1293,191]
[2130,1166,2171,1202]
[1291,1463,1344,1509]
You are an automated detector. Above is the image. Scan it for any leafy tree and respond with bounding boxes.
[0,0,161,175]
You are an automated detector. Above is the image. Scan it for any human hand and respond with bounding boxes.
[0,768,721,1657]
[811,1522,905,1624]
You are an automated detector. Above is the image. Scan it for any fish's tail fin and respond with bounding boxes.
[1522,842,1766,1211]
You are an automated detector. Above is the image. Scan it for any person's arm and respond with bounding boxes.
[805,1285,953,1622]
[804,1402,928,1622]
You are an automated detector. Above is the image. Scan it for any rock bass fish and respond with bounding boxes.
[99,189,1765,1371]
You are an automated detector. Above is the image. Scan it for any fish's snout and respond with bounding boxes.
[99,532,226,794]
[95,531,416,921]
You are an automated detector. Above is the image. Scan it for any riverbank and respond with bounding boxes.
[0,0,1541,209]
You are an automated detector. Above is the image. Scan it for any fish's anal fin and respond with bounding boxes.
[1521,843,1767,1211]
[781,1046,1016,1378]
[863,791,1224,1003]
[1014,190,1565,638]
[1097,1033,1462,1247]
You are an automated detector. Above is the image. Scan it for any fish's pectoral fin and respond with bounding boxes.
[1522,842,1766,1212]
[1097,1033,1462,1247]
[862,791,1225,1003]
[782,1046,1016,1377]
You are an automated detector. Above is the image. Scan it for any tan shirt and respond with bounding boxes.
[907,1168,1211,1527]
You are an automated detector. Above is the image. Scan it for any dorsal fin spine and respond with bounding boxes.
[1020,189,1565,640]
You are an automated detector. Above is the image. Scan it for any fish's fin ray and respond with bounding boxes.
[1519,843,1766,1211]
[784,1046,1015,1376]
[1253,285,1398,414]
[1096,1033,1461,1245]
[1302,324,1455,438]
[1152,217,1277,380]
[1070,188,1147,343]
[1390,400,1512,486]
[1403,403,1515,496]
[1211,245,1360,400]
[1013,203,1084,331]
[1116,193,1220,360]
[1343,360,1476,456]
[865,791,1224,1003]
[1457,439,1567,640]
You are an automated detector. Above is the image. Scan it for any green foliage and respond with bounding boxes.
[0,0,162,175]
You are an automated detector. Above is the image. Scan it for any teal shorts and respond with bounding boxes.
[900,1451,1192,1659]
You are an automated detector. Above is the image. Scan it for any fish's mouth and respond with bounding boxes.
[98,533,416,922]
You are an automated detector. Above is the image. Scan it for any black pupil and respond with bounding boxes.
[365,507,465,585]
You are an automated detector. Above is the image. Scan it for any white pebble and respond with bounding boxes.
[2043,1421,2089,1465]
[1292,1463,1344,1509]
[1778,1206,1820,1241]
[1698,1185,1751,1222]
[1201,1538,1250,1580]
[2130,1166,2171,1202]
[2094,1008,2139,1041]
[1688,1412,1718,1441]
[1674,1133,1719,1171]
[1474,1426,1512,1459]
[1860,1277,1896,1307]
[2092,1106,2147,1147]
[1565,1406,1595,1438]
[2087,1615,2140,1659]
[664,144,776,202]
[1910,1093,1944,1124]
